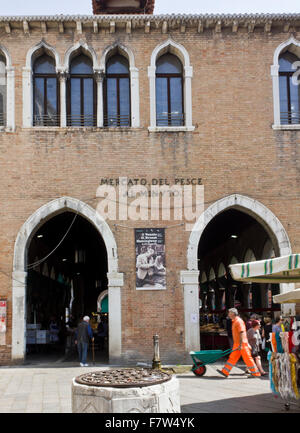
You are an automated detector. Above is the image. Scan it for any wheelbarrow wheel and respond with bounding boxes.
[193,363,206,377]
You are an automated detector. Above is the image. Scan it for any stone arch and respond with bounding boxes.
[26,40,61,70]
[100,42,136,72]
[187,194,291,271]
[217,262,226,277]
[0,44,12,68]
[208,267,216,281]
[229,256,239,265]
[244,248,256,263]
[262,238,276,260]
[64,40,99,72]
[150,38,191,69]
[12,196,123,363]
[97,289,108,313]
[200,271,207,282]
[182,194,293,354]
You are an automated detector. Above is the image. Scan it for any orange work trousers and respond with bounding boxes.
[221,343,261,377]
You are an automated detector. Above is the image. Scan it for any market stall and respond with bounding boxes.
[229,254,300,411]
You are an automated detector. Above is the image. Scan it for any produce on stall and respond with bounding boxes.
[229,254,300,411]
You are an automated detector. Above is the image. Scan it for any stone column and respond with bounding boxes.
[95,70,104,128]
[147,65,156,128]
[260,284,269,309]
[59,71,68,127]
[271,64,280,126]
[130,67,140,127]
[180,270,200,352]
[11,271,27,363]
[242,283,251,309]
[6,66,15,131]
[22,67,32,127]
[184,65,193,128]
[107,272,124,364]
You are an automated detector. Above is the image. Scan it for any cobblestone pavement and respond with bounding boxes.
[0,360,299,413]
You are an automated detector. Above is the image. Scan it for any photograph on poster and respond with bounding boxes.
[135,228,166,290]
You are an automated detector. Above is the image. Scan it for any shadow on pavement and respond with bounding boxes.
[181,393,300,413]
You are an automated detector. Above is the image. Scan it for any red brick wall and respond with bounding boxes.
[0,24,299,364]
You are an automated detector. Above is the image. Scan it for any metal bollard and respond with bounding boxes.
[152,334,161,370]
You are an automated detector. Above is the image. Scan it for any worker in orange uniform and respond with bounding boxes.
[217,308,261,378]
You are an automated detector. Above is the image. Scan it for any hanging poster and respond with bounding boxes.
[135,228,166,290]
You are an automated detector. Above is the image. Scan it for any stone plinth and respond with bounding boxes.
[72,374,180,413]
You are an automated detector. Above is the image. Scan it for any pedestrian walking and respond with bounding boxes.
[217,308,261,378]
[74,316,94,367]
[247,320,267,376]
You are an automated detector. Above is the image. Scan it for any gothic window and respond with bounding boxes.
[33,54,59,126]
[67,55,96,127]
[155,54,183,127]
[104,55,131,127]
[279,51,300,124]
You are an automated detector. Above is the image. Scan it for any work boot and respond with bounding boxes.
[216,369,228,378]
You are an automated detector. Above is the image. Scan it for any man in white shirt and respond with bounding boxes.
[136,246,155,287]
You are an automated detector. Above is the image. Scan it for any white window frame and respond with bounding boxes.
[271,36,300,130]
[148,39,194,132]
[23,40,61,128]
[0,45,15,132]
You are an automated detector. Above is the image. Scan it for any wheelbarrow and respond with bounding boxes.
[190,347,239,376]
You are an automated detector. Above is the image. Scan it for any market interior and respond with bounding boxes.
[198,208,280,350]
[25,211,109,364]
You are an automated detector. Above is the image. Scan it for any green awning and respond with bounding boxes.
[229,254,300,284]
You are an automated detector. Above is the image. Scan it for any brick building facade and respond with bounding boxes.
[0,2,299,365]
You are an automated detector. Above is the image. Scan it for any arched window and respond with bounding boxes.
[279,51,300,124]
[0,55,6,127]
[155,53,183,127]
[67,55,96,127]
[33,54,59,126]
[104,55,130,127]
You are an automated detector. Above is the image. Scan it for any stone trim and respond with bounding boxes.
[0,44,15,131]
[180,270,200,352]
[148,39,193,130]
[1,14,300,36]
[271,36,300,127]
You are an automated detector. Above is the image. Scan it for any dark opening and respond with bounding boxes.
[26,211,108,365]
[198,208,280,350]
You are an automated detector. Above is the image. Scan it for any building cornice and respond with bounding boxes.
[0,13,300,34]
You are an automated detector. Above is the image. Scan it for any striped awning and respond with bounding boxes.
[273,288,300,304]
[229,254,300,284]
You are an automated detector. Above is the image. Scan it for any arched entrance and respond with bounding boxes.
[12,197,123,364]
[181,194,293,353]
